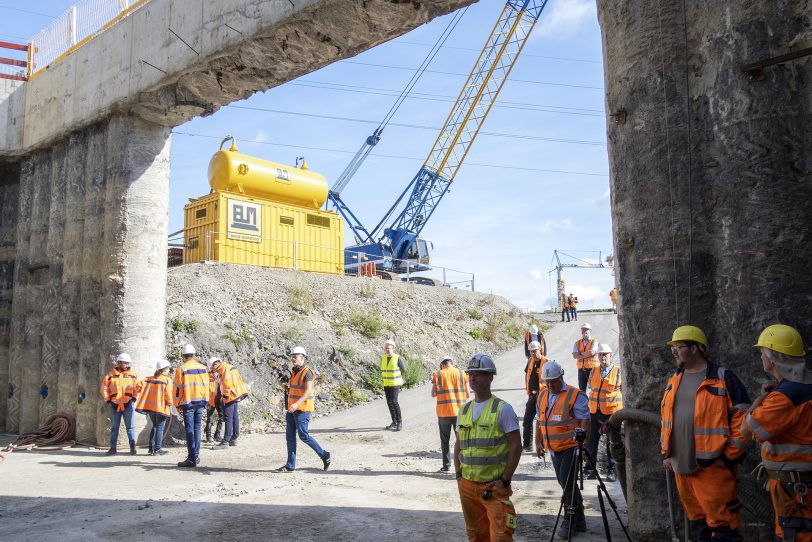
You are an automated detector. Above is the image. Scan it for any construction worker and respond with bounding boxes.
[569,294,578,322]
[173,344,209,468]
[742,324,812,542]
[454,353,521,541]
[100,352,141,456]
[381,339,405,431]
[524,324,546,358]
[609,288,618,313]
[204,366,223,444]
[277,346,331,472]
[561,294,571,322]
[209,357,249,449]
[585,343,622,479]
[661,325,750,542]
[431,356,470,472]
[536,360,590,538]
[135,359,172,456]
[572,323,599,392]
[522,341,547,452]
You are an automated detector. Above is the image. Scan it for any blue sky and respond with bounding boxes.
[1,0,615,311]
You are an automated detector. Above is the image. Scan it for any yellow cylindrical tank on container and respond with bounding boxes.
[208,137,328,209]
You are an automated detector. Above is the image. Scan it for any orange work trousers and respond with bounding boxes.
[770,479,812,541]
[675,464,741,535]
[457,477,517,542]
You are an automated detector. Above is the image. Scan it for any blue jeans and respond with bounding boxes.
[222,401,240,443]
[147,412,168,451]
[285,410,326,470]
[109,402,135,449]
[552,447,583,509]
[182,406,205,460]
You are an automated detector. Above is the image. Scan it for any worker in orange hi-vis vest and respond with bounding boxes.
[135,359,173,456]
[572,323,599,392]
[209,356,249,449]
[742,325,812,542]
[204,369,223,444]
[431,356,470,472]
[100,352,142,456]
[561,293,571,322]
[523,324,546,359]
[569,293,578,322]
[173,344,209,468]
[609,288,618,313]
[522,341,547,452]
[584,343,622,480]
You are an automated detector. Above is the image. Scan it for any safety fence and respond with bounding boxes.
[28,0,151,77]
[0,41,29,81]
[345,252,475,291]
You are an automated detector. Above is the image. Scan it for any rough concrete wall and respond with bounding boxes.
[598,1,812,539]
[0,159,19,431]
[5,116,169,444]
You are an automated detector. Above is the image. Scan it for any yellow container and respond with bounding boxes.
[208,147,328,210]
[183,191,344,274]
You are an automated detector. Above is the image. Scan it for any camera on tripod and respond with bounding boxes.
[271,365,290,385]
[573,427,586,446]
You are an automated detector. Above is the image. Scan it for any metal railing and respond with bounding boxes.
[345,252,475,291]
[28,0,150,77]
[0,41,29,81]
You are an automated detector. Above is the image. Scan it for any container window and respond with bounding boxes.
[195,209,206,220]
[280,216,294,226]
[307,214,331,228]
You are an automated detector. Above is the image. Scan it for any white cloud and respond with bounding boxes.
[539,0,597,38]
[535,218,574,234]
[529,269,543,281]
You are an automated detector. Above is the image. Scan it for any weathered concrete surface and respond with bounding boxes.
[598,1,812,539]
[1,0,473,154]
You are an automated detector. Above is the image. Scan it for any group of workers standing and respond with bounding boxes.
[560,293,579,322]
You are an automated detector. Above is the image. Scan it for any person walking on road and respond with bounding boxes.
[100,353,141,456]
[660,326,750,542]
[536,360,591,538]
[381,339,406,431]
[454,353,521,542]
[561,294,571,322]
[742,324,812,542]
[572,323,599,392]
[135,359,172,456]
[277,346,331,472]
[522,341,547,452]
[569,294,578,322]
[209,357,249,449]
[584,344,622,479]
[609,288,618,313]
[173,344,209,468]
[524,324,546,359]
[431,356,470,472]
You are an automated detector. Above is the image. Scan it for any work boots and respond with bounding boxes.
[130,443,137,455]
[575,506,587,532]
[557,514,573,539]
[105,448,117,456]
[395,422,403,432]
[204,432,211,443]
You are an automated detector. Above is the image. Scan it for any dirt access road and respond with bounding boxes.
[0,313,626,541]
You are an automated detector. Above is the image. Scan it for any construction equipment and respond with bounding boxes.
[335,1,548,279]
[549,250,612,308]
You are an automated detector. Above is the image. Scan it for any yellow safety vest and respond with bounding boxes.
[458,396,510,482]
[381,354,404,387]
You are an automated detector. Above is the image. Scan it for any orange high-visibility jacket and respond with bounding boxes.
[745,380,812,472]
[576,338,599,370]
[562,295,569,309]
[100,368,141,412]
[207,372,217,407]
[571,297,578,308]
[537,385,583,453]
[610,289,618,301]
[588,365,623,415]
[433,367,469,417]
[136,374,172,416]
[288,366,315,412]
[173,359,209,410]
[214,362,249,405]
[524,356,548,395]
[660,363,750,465]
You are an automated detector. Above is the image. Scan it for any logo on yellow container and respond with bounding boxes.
[227,199,262,242]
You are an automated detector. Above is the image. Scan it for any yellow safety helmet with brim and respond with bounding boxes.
[667,325,707,348]
[754,324,805,357]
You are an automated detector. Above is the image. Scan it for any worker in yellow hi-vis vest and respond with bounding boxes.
[382,339,406,431]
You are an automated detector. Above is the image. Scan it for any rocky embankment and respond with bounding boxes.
[165,263,529,432]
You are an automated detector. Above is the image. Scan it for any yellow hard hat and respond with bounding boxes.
[667,325,708,348]
[754,324,805,357]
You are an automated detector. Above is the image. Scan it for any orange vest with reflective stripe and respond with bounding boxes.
[207,373,217,407]
[660,366,747,462]
[136,374,172,416]
[433,368,469,417]
[525,356,548,394]
[288,366,315,412]
[588,365,623,415]
[100,369,141,412]
[610,289,617,301]
[537,386,582,453]
[215,362,249,405]
[576,338,599,370]
[746,383,812,472]
[173,359,209,410]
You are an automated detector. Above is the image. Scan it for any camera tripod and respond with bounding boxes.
[549,437,632,542]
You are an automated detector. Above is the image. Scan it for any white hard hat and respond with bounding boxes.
[530,324,539,334]
[207,356,222,369]
[529,341,541,351]
[291,346,307,357]
[182,344,196,355]
[156,359,170,371]
[441,355,453,362]
[116,353,131,364]
[597,344,613,354]
[580,322,592,330]
[384,339,396,348]
[466,353,497,374]
[541,360,564,380]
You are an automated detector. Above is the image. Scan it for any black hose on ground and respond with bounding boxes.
[607,408,662,501]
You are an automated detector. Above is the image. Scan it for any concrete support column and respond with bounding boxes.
[5,115,170,445]
[597,1,811,539]
[0,159,19,432]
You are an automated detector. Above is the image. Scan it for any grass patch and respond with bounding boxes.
[402,353,426,389]
[347,309,385,339]
[506,322,522,341]
[289,282,313,315]
[467,307,484,320]
[362,366,384,394]
[281,325,303,342]
[337,346,357,362]
[467,328,483,340]
[334,383,366,405]
[482,311,510,343]
[169,317,198,333]
[222,325,252,346]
